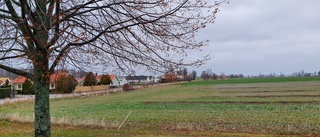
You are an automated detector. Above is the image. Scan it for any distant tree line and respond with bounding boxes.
[83,72,111,86]
[161,68,197,83]
[200,69,218,80]
[291,70,320,77]
[228,74,244,78]
[199,69,320,80]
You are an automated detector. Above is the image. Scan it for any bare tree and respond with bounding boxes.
[0,0,224,136]
[200,70,209,80]
[191,70,197,80]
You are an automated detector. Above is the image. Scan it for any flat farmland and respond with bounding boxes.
[0,77,320,136]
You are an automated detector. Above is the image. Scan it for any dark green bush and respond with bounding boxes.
[22,79,34,95]
[0,88,11,98]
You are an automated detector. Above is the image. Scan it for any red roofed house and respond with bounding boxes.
[76,74,122,87]
[95,75,120,87]
[76,75,100,86]
[95,75,102,83]
[220,75,228,80]
[76,77,85,86]
[12,72,77,92]
[109,75,121,87]
[49,72,74,90]
[12,76,28,91]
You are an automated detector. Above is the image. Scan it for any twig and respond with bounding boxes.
[117,111,132,130]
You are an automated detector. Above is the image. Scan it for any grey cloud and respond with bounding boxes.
[194,0,320,75]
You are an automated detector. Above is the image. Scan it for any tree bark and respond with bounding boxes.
[32,54,51,137]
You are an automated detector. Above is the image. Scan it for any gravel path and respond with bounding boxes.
[0,99,5,105]
[0,83,176,105]
[0,87,123,105]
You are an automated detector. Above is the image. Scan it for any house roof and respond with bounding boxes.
[96,74,117,81]
[125,75,152,81]
[78,75,96,82]
[0,77,10,81]
[12,76,28,84]
[50,72,69,82]
[76,78,84,83]
[109,75,116,80]
[0,77,10,86]
[95,75,102,81]
[78,76,86,82]
[0,80,5,86]
[12,72,74,84]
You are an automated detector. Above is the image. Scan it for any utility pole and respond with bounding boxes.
[10,59,13,98]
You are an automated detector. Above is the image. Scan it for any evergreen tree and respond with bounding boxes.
[22,79,34,95]
[192,70,197,80]
[4,79,10,88]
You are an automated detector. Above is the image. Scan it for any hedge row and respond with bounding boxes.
[0,88,12,98]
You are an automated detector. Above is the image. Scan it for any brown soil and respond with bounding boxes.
[217,87,261,89]
[238,95,320,98]
[222,89,309,93]
[143,101,318,105]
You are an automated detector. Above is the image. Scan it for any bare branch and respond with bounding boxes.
[0,63,33,78]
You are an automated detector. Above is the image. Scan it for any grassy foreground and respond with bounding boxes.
[0,77,320,136]
[0,119,285,137]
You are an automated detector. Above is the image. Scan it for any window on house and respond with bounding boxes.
[51,83,55,89]
[17,84,22,90]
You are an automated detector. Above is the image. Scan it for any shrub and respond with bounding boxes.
[0,88,11,98]
[160,78,167,83]
[100,74,111,85]
[4,79,10,88]
[22,79,34,95]
[83,72,97,86]
[55,75,78,93]
[122,84,133,91]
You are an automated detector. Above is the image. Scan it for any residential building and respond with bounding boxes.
[0,77,11,87]
[109,75,120,87]
[126,75,159,84]
[12,72,77,91]
[12,76,27,91]
[49,72,77,90]
[118,76,128,86]
[77,74,124,87]
[76,77,85,86]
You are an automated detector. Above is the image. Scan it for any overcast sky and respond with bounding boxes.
[193,0,320,76]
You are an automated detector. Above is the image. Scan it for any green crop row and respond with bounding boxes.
[0,80,319,136]
[188,76,320,85]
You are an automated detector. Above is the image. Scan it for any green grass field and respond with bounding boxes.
[190,76,320,85]
[0,77,320,136]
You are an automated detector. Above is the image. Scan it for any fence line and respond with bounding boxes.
[74,85,109,92]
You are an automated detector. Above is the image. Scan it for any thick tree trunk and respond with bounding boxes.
[33,56,51,137]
